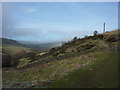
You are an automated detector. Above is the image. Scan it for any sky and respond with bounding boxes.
[2,2,118,43]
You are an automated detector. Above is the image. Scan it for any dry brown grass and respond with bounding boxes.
[103,30,119,36]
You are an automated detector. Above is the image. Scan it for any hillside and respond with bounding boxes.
[104,30,119,35]
[1,37,64,53]
[2,30,119,88]
[1,38,23,46]
[20,41,64,51]
[1,38,63,54]
[1,38,31,54]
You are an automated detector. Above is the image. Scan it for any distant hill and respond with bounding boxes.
[1,37,65,54]
[1,38,31,54]
[1,38,24,46]
[19,41,65,51]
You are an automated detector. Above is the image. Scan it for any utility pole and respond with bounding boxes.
[103,22,106,40]
[103,22,105,33]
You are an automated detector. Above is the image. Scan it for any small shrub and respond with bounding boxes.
[12,50,28,66]
[2,53,12,67]
[84,35,88,38]
[27,52,37,61]
[93,30,98,36]
[72,36,77,41]
[85,44,95,49]
[49,48,56,54]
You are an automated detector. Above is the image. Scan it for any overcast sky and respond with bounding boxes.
[2,2,118,43]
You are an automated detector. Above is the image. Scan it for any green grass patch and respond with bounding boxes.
[49,51,118,88]
[2,44,30,54]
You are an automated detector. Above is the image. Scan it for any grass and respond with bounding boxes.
[2,44,30,54]
[3,50,118,88]
[17,58,30,68]
[49,51,118,88]
[104,30,119,36]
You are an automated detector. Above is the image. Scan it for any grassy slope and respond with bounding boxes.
[2,44,31,54]
[104,30,119,35]
[50,51,118,88]
[3,51,118,88]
